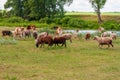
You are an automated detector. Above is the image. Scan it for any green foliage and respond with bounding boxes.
[89,0,107,23]
[61,17,71,27]
[86,21,99,29]
[4,0,73,20]
[4,75,18,80]
[0,15,120,30]
[60,17,99,29]
[39,17,54,24]
[68,18,85,28]
[101,20,119,30]
[54,18,62,25]
[6,17,25,23]
[90,0,107,10]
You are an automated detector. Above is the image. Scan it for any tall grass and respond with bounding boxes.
[0,38,18,45]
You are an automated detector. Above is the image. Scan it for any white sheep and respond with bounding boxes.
[61,33,72,43]
[93,36,113,48]
[110,32,117,40]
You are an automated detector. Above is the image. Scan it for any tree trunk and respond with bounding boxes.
[97,11,102,23]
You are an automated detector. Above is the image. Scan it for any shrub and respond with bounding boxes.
[101,20,118,30]
[61,17,71,27]
[54,18,62,25]
[39,17,53,24]
[6,17,25,23]
[68,18,85,28]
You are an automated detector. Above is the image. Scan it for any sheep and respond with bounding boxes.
[85,33,91,40]
[33,31,38,39]
[72,29,79,39]
[53,36,67,47]
[110,32,117,40]
[93,36,113,48]
[98,27,104,33]
[27,25,36,30]
[55,26,63,36]
[35,35,53,48]
[61,33,72,43]
[2,30,12,37]
[13,27,25,39]
[35,32,48,40]
[101,32,109,37]
[22,29,31,38]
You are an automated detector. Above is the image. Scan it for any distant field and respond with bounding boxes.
[65,12,120,21]
[65,12,120,16]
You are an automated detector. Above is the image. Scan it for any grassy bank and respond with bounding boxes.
[0,27,120,80]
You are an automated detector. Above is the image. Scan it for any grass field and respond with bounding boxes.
[65,12,120,21]
[0,27,120,80]
[65,12,120,16]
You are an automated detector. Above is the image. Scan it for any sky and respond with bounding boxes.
[0,0,120,12]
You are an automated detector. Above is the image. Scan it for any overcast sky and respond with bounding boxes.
[0,0,120,12]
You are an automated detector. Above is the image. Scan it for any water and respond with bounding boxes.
[64,30,120,36]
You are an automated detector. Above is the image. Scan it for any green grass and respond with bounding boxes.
[0,28,120,80]
[65,12,120,16]
[65,12,120,22]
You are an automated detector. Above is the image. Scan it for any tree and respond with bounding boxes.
[4,0,73,20]
[4,0,23,17]
[89,0,106,23]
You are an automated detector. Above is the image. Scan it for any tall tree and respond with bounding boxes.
[89,0,106,23]
[4,0,73,20]
[4,0,23,17]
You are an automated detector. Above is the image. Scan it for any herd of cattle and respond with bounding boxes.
[1,26,118,48]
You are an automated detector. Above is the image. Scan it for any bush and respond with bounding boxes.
[101,20,118,30]
[68,18,85,28]
[39,17,53,24]
[54,18,62,25]
[61,17,71,27]
[86,21,99,29]
[6,17,25,23]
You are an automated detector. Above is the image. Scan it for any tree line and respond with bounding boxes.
[1,0,106,23]
[3,0,73,20]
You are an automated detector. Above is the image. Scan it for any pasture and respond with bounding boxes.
[65,12,120,22]
[65,12,120,16]
[0,27,120,80]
